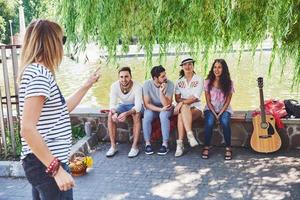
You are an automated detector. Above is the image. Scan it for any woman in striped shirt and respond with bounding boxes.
[19,20,99,200]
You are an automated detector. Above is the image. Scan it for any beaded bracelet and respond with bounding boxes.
[45,158,61,177]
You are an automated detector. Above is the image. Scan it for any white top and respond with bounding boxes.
[109,80,143,112]
[175,74,204,110]
[19,64,72,163]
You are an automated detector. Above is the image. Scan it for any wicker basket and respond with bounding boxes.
[69,152,87,176]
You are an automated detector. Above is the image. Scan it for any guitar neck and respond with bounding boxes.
[259,88,266,123]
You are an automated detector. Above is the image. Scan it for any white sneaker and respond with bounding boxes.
[128,148,139,158]
[175,140,184,157]
[106,146,118,157]
[187,131,199,147]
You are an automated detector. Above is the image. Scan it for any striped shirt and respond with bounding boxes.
[19,63,72,163]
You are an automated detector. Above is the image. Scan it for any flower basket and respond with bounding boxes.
[69,152,93,176]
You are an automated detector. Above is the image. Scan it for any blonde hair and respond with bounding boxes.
[19,19,64,81]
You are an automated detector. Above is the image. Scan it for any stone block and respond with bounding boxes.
[117,122,128,129]
[291,134,300,148]
[10,161,25,177]
[0,162,10,177]
[231,123,249,147]
[116,129,129,143]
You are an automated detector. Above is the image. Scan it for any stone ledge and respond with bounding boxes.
[70,110,300,149]
[71,108,300,124]
[0,161,24,177]
[70,132,100,156]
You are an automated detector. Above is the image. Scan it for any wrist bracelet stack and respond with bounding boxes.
[45,158,61,177]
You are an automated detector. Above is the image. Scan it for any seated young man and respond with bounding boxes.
[106,67,143,158]
[142,65,174,155]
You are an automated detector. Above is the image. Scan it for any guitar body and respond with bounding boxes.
[251,114,282,153]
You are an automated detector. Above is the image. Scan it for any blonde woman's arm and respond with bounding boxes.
[66,73,99,112]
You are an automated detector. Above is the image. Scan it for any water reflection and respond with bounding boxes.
[56,51,299,110]
[1,51,299,111]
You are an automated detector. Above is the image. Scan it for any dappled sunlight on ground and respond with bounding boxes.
[1,145,300,200]
[148,150,300,200]
[151,167,210,199]
[100,193,130,200]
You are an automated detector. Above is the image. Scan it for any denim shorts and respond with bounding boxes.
[116,103,135,114]
[22,154,73,200]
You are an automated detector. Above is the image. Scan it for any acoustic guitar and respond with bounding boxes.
[250,77,282,153]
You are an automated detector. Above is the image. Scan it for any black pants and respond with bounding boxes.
[22,154,73,200]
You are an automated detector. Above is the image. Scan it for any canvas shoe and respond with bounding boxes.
[175,140,184,157]
[145,145,154,155]
[157,145,169,156]
[128,148,139,158]
[106,146,118,157]
[187,131,199,147]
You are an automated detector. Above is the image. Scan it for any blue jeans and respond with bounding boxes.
[22,154,73,200]
[204,110,232,147]
[142,109,173,143]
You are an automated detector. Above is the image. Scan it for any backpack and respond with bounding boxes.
[284,99,300,118]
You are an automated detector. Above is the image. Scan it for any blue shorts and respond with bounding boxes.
[116,104,135,114]
[116,104,144,114]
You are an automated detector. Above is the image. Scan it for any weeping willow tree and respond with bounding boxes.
[58,0,300,85]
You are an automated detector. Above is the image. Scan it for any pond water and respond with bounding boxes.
[55,50,299,111]
[1,50,299,111]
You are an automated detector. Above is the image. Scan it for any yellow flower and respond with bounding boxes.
[83,156,93,168]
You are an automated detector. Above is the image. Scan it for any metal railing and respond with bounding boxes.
[0,44,21,157]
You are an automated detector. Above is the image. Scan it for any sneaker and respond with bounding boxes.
[175,140,184,157]
[157,145,169,156]
[106,147,118,157]
[145,145,154,155]
[128,148,139,158]
[187,131,199,147]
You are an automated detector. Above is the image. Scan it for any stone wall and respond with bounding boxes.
[70,111,300,150]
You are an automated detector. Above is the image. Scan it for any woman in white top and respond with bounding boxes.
[174,58,204,157]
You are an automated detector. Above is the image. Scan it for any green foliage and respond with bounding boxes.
[1,123,21,159]
[0,16,5,42]
[71,124,85,140]
[0,0,16,43]
[23,0,57,25]
[58,0,300,86]
[0,0,57,44]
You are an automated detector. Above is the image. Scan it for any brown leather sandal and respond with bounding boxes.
[201,147,209,159]
[224,148,232,160]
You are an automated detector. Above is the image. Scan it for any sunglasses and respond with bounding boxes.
[62,36,67,45]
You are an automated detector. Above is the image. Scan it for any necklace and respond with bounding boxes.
[120,81,133,94]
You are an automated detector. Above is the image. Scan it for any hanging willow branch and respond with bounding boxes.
[57,0,300,85]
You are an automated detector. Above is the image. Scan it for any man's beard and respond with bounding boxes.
[121,81,130,87]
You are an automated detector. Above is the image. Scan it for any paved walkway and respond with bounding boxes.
[1,144,300,200]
